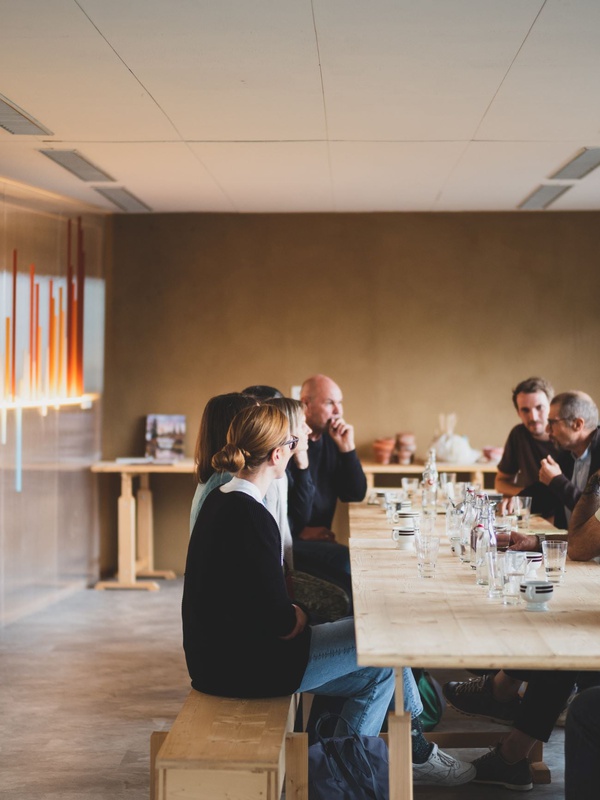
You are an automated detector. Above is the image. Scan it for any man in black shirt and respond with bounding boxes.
[287,374,367,599]
[495,376,558,499]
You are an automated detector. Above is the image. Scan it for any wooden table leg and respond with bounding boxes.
[471,469,485,489]
[95,472,159,590]
[136,473,176,580]
[389,669,413,800]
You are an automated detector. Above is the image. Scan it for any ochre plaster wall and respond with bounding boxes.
[102,212,600,575]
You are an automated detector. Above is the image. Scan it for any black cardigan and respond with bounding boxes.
[182,487,311,698]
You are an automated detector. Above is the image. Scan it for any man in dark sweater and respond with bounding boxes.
[287,374,367,599]
[512,391,600,548]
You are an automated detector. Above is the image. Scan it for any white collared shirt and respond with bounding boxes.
[220,476,263,504]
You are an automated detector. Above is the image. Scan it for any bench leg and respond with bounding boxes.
[286,732,308,800]
[150,731,168,800]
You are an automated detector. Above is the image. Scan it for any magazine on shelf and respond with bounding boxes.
[145,414,186,461]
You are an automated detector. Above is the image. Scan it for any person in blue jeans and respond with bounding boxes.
[183,403,474,786]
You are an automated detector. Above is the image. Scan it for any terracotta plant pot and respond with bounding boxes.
[395,432,416,465]
[373,437,395,465]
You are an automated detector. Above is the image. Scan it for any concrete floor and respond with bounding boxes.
[0,578,566,799]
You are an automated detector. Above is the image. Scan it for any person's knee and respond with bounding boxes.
[568,688,600,736]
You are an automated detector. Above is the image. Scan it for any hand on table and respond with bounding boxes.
[298,526,336,542]
[508,531,541,552]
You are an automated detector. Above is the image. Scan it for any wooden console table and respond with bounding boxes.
[91,459,194,591]
[361,459,498,490]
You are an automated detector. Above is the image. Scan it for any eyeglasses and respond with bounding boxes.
[547,417,572,428]
[280,436,299,451]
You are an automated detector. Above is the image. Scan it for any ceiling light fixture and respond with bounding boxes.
[518,184,571,211]
[549,148,600,181]
[40,149,115,182]
[93,186,151,213]
[0,93,53,135]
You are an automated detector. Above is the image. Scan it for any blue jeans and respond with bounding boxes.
[297,617,422,736]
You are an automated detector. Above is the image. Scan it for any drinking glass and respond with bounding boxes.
[503,551,527,605]
[401,477,420,500]
[416,534,440,579]
[418,510,437,536]
[446,505,462,555]
[513,496,532,528]
[542,540,568,584]
[494,515,516,552]
[486,551,504,599]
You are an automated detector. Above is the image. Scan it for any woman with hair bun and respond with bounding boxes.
[183,403,395,732]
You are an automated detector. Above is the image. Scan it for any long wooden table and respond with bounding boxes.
[349,501,600,800]
[91,459,194,590]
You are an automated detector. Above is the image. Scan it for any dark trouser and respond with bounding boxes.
[505,669,600,742]
[565,686,600,799]
[293,539,353,610]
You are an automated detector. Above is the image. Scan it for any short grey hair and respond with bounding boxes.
[552,391,599,430]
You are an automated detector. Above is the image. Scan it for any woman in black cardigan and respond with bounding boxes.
[182,402,394,734]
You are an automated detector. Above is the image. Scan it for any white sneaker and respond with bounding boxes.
[413,743,476,786]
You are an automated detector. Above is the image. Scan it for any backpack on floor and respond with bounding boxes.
[412,668,446,732]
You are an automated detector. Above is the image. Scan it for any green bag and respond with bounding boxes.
[412,669,445,732]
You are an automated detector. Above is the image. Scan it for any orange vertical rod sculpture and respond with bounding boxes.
[76,217,85,395]
[29,263,35,394]
[4,318,10,399]
[66,219,73,396]
[71,295,78,396]
[35,283,41,395]
[48,280,55,395]
[58,287,65,396]
[11,250,17,399]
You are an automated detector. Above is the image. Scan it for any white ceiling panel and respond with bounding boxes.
[78,0,326,141]
[189,142,333,212]
[477,0,600,141]
[0,0,598,212]
[316,0,544,140]
[328,141,467,210]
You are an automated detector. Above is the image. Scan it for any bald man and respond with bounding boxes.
[287,374,367,600]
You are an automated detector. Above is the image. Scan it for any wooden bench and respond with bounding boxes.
[151,689,308,800]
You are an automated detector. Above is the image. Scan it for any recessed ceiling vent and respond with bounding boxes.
[549,148,600,181]
[518,184,570,211]
[0,93,53,135]
[93,186,151,213]
[40,149,114,182]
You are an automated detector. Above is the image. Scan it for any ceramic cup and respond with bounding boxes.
[392,509,420,528]
[523,551,543,578]
[519,580,554,612]
[391,528,415,551]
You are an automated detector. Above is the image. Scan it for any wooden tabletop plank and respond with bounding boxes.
[349,502,600,671]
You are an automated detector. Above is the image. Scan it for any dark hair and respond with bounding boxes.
[241,384,283,400]
[212,404,289,474]
[512,377,554,409]
[551,391,599,430]
[194,393,257,484]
